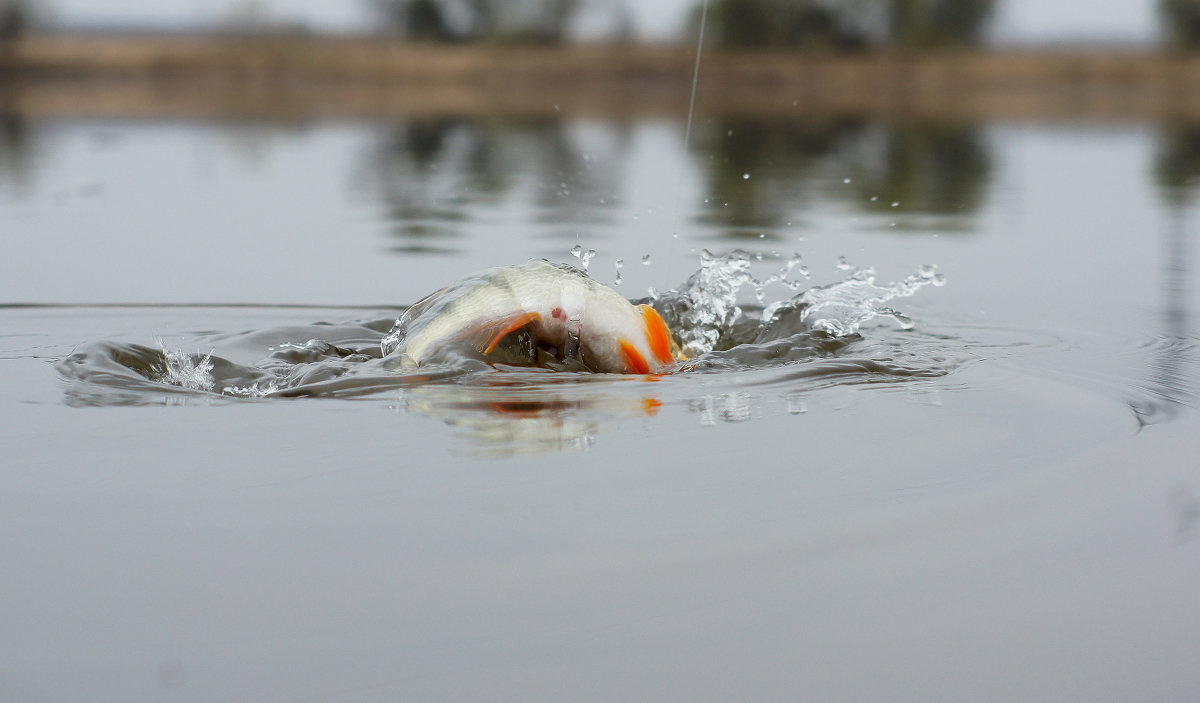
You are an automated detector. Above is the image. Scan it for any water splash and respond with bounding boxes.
[654,249,756,355]
[570,245,596,272]
[155,339,215,392]
[761,264,944,338]
[654,250,824,356]
[60,253,948,409]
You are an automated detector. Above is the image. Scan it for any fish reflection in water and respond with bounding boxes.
[400,379,664,457]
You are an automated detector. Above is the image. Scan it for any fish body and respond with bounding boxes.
[382,260,680,374]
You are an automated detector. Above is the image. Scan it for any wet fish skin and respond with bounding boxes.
[384,260,679,374]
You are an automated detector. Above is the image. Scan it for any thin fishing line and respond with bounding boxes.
[671,0,708,241]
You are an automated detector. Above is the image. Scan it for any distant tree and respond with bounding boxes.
[886,0,994,48]
[405,0,451,41]
[1160,0,1200,49]
[610,2,635,43]
[700,0,865,50]
[480,0,582,44]
[367,0,450,40]
[366,0,585,43]
[693,0,993,51]
[0,0,30,48]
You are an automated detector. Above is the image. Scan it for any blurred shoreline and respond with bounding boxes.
[4,35,1200,122]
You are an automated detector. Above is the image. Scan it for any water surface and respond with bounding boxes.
[2,113,1199,701]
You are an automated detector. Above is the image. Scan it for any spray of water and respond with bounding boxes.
[653,251,943,356]
[155,339,215,392]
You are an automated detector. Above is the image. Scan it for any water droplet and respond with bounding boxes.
[580,249,596,272]
[842,178,851,184]
[571,245,582,259]
[890,201,900,208]
[836,256,854,271]
[742,173,750,180]
[727,129,733,137]
[758,233,765,239]
[870,196,878,202]
[792,99,799,106]
[641,254,651,266]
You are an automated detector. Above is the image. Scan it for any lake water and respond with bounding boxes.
[3,112,1200,701]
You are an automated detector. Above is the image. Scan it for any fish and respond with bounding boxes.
[382,259,683,374]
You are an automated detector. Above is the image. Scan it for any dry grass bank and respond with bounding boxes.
[4,35,1200,122]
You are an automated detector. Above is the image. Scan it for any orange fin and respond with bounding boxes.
[620,339,650,374]
[462,311,542,355]
[638,304,675,365]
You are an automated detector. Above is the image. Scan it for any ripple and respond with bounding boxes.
[50,251,1200,456]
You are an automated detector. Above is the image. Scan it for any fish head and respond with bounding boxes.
[578,302,680,374]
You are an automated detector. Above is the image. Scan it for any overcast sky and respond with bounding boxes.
[46,0,1162,45]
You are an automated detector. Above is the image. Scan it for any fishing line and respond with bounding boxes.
[670,0,708,242]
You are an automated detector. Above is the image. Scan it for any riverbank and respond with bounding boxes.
[4,35,1200,122]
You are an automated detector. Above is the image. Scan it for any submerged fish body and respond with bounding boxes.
[382,260,681,374]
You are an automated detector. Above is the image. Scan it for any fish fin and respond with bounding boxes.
[637,304,676,365]
[620,339,651,374]
[464,311,542,355]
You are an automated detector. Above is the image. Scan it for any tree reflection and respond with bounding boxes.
[1155,121,1200,204]
[692,117,989,238]
[1138,121,1200,425]
[0,102,32,192]
[842,120,990,219]
[357,118,482,255]
[357,117,628,254]
[692,117,865,238]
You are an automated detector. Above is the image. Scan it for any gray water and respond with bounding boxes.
[3,114,1200,701]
